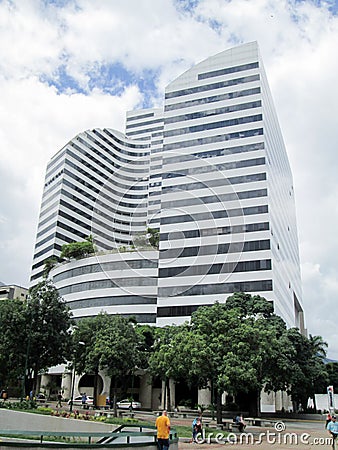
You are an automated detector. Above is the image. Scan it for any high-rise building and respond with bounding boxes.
[30,42,304,331]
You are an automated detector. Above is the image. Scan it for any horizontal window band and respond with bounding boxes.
[163,114,262,138]
[160,221,269,241]
[198,62,259,81]
[158,279,273,299]
[163,128,263,151]
[159,238,270,259]
[159,258,271,278]
[160,204,268,225]
[165,74,260,100]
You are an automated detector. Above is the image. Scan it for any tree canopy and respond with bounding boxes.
[282,329,328,410]
[71,313,143,415]
[1,288,330,415]
[148,293,328,419]
[0,280,74,396]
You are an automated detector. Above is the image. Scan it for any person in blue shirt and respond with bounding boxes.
[191,417,202,443]
[327,415,338,449]
[235,414,246,432]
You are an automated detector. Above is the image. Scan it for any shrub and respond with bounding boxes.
[0,400,38,410]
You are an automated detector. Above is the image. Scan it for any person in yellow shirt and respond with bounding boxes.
[155,410,171,450]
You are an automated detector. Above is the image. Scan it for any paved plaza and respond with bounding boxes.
[0,405,333,449]
[176,419,332,449]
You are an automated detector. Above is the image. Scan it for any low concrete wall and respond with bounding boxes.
[0,443,171,450]
[0,409,115,432]
[0,410,179,449]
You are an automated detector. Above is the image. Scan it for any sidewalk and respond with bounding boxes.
[178,423,331,449]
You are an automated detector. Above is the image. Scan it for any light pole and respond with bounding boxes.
[69,341,85,413]
[21,311,33,401]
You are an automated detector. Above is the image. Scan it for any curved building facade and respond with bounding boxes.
[31,128,151,283]
[50,250,158,323]
[31,42,304,332]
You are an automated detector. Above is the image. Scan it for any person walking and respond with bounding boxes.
[327,415,338,450]
[191,416,202,443]
[155,410,170,450]
[81,393,87,408]
[326,412,333,428]
[57,393,62,408]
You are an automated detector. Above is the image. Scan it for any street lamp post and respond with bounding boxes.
[69,341,85,413]
[21,316,33,401]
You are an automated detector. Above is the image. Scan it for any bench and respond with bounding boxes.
[262,420,276,427]
[245,417,275,427]
[118,411,135,418]
[220,421,243,432]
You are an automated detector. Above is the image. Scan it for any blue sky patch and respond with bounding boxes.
[40,65,87,95]
[40,61,161,108]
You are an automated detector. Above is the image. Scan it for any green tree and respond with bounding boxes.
[0,282,74,396]
[148,325,190,410]
[187,297,291,420]
[0,299,27,390]
[72,314,142,416]
[43,257,59,278]
[135,324,157,370]
[27,281,74,392]
[148,293,295,421]
[71,315,106,409]
[284,329,328,411]
[60,235,95,260]
[325,362,338,391]
[96,315,141,415]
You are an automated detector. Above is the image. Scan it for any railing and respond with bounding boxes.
[0,424,178,448]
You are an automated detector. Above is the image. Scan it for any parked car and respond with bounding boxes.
[116,399,141,409]
[67,395,94,407]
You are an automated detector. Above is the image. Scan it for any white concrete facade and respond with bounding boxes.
[31,41,303,331]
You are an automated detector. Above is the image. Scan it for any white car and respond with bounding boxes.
[116,399,141,409]
[68,395,94,407]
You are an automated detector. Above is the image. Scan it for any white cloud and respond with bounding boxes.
[0,0,337,359]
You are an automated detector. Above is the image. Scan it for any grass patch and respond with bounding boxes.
[103,417,192,438]
[105,417,154,427]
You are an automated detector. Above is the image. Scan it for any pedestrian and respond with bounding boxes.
[235,413,246,432]
[57,393,62,408]
[81,393,87,408]
[191,416,202,443]
[326,411,333,428]
[155,410,170,450]
[327,415,338,450]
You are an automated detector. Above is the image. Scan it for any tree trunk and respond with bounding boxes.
[93,366,99,409]
[113,379,118,417]
[313,395,317,413]
[256,389,261,417]
[216,390,222,424]
[166,378,171,411]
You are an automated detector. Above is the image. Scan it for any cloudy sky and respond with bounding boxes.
[0,0,337,359]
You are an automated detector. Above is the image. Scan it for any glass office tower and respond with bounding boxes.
[30,42,304,330]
